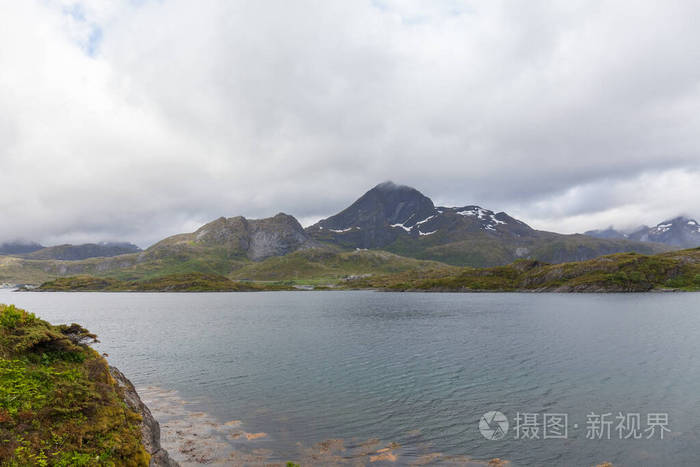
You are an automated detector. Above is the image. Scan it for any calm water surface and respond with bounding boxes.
[2,290,699,466]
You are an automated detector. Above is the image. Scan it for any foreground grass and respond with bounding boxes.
[0,304,149,466]
[341,248,700,292]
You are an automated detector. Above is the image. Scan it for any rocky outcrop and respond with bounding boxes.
[109,366,180,467]
[144,212,317,262]
[192,212,317,260]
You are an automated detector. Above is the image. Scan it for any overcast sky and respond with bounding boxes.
[1,0,698,248]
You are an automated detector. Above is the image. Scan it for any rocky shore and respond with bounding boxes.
[109,366,179,467]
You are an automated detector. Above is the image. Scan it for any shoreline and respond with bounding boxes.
[12,286,698,293]
[109,367,179,467]
[135,384,510,466]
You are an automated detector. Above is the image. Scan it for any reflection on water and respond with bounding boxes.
[2,290,700,466]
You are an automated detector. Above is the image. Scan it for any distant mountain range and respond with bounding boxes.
[0,242,141,260]
[0,241,45,255]
[143,181,669,269]
[585,216,700,249]
[0,182,691,284]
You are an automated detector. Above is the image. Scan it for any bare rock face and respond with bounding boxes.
[246,213,317,260]
[193,212,318,260]
[109,366,180,467]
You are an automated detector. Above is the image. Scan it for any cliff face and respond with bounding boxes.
[109,366,179,467]
[147,212,318,262]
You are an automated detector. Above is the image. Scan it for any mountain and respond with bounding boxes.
[584,227,628,240]
[307,182,534,248]
[585,217,700,248]
[0,184,677,284]
[307,182,670,266]
[147,212,318,262]
[306,182,436,249]
[0,241,44,255]
[25,242,142,261]
[628,217,700,248]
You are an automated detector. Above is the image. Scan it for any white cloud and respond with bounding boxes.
[0,0,698,246]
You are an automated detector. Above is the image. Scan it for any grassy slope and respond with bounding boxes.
[384,232,670,267]
[0,304,149,466]
[343,248,700,292]
[0,257,59,285]
[228,248,456,284]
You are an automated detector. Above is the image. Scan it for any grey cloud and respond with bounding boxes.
[0,0,698,248]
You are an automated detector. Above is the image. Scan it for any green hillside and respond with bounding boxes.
[342,248,700,292]
[229,248,456,284]
[383,231,669,267]
[35,273,291,292]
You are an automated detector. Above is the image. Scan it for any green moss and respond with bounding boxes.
[0,304,149,466]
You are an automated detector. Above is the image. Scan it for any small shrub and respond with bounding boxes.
[0,305,26,329]
[628,271,646,283]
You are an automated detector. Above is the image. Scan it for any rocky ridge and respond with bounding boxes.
[586,216,700,249]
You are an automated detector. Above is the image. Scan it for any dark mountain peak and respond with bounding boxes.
[307,183,436,248]
[372,180,414,193]
[307,182,535,249]
[374,180,398,190]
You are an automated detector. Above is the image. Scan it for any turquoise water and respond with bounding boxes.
[2,290,699,466]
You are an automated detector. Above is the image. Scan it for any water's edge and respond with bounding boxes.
[109,366,180,467]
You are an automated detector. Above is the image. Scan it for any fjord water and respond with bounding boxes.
[2,290,699,466]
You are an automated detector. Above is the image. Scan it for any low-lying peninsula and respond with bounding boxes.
[32,273,293,292]
[26,248,700,293]
[0,304,177,466]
